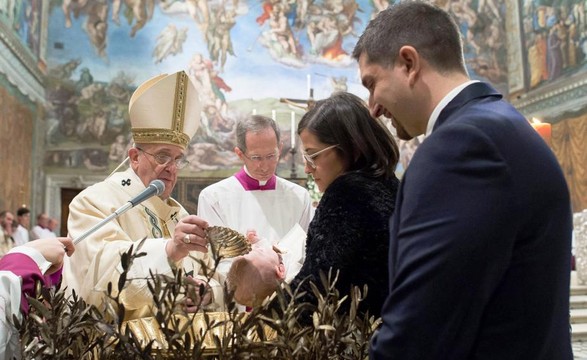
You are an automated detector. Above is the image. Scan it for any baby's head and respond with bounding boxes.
[226,246,286,307]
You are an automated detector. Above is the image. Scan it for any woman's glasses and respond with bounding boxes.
[302,144,339,169]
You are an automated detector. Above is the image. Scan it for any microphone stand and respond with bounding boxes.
[73,202,133,245]
[72,179,164,245]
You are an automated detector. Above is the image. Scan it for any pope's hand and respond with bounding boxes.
[183,276,213,313]
[167,215,209,262]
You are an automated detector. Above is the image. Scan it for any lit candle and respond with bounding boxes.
[291,111,296,148]
[252,108,257,115]
[271,109,276,121]
[307,74,311,98]
[530,118,551,144]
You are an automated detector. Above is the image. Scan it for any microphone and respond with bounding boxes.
[73,180,166,245]
[129,179,165,207]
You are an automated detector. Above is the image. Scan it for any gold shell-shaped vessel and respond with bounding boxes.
[205,226,251,258]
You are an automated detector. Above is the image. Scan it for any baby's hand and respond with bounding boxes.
[246,229,260,244]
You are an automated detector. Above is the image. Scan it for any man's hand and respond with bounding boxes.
[167,215,209,262]
[183,276,213,312]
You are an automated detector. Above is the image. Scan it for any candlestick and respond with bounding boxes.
[291,111,296,148]
[271,109,276,121]
[530,118,551,145]
[290,146,297,179]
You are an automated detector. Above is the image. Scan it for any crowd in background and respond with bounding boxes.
[0,209,60,257]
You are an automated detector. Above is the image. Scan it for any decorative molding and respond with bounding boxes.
[0,19,44,80]
[511,72,587,123]
[505,0,525,94]
[0,41,45,103]
[0,19,45,103]
[45,174,103,226]
[39,1,49,66]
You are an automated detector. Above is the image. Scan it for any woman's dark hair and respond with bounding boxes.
[298,91,399,179]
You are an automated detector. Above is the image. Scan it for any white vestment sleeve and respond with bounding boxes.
[0,271,25,360]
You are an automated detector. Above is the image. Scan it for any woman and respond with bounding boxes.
[228,92,399,319]
[291,91,399,318]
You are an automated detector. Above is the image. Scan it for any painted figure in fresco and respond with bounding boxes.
[159,0,210,34]
[209,70,232,115]
[304,0,358,63]
[371,0,392,18]
[51,58,81,80]
[83,0,108,58]
[0,0,17,22]
[449,1,481,55]
[269,4,300,57]
[548,19,564,81]
[522,0,587,87]
[152,24,188,64]
[256,0,280,25]
[330,75,347,92]
[76,67,94,90]
[82,149,108,171]
[18,0,41,57]
[62,0,90,28]
[207,7,236,72]
[307,13,341,57]
[112,0,155,37]
[57,102,80,139]
[188,53,212,88]
[188,53,231,116]
[204,104,233,133]
[257,0,308,65]
[109,134,128,163]
[478,0,501,20]
[186,142,240,171]
[528,31,546,87]
[88,110,108,144]
[294,0,313,28]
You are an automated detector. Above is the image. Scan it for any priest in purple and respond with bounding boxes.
[0,237,74,359]
[198,115,313,281]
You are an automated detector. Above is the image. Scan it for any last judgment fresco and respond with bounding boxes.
[7,1,585,178]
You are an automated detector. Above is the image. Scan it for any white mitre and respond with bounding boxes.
[129,70,201,150]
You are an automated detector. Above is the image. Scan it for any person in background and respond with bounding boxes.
[198,115,313,282]
[12,208,31,246]
[63,71,222,320]
[0,237,74,359]
[31,213,54,240]
[227,92,399,320]
[48,217,60,237]
[0,211,15,257]
[352,2,573,359]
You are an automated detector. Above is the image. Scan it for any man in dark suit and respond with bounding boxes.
[352,2,573,359]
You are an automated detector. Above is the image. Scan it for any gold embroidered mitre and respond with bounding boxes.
[129,71,201,150]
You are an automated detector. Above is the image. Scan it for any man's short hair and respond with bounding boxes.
[17,207,30,217]
[235,115,281,153]
[352,1,466,74]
